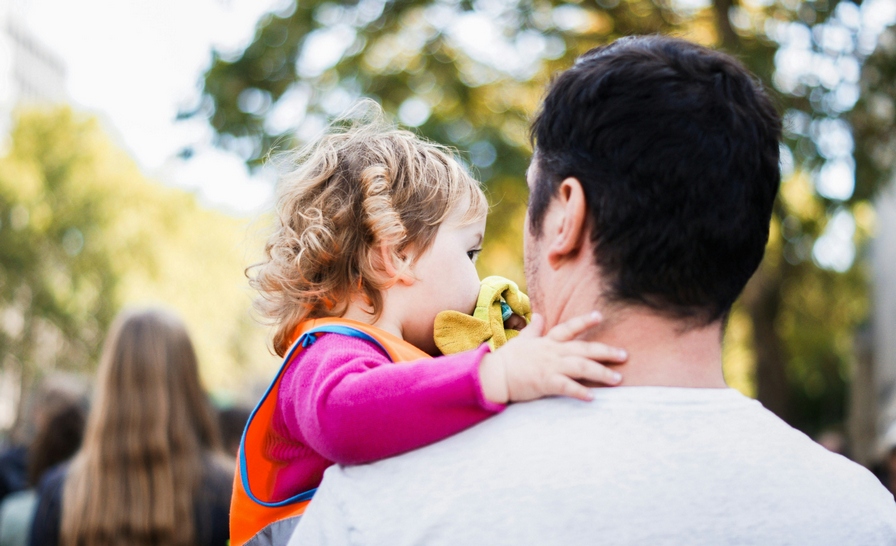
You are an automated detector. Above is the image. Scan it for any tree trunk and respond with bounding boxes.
[712,0,740,50]
[9,315,37,443]
[742,262,793,424]
[848,326,877,466]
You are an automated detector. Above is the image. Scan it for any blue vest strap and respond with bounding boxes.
[239,323,391,508]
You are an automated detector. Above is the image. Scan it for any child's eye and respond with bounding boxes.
[467,249,482,262]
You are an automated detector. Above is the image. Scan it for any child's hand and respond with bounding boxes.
[478,312,626,405]
[504,313,527,331]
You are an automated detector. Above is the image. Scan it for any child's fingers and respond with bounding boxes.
[558,341,628,363]
[548,374,594,401]
[517,313,545,338]
[504,314,527,331]
[547,311,602,342]
[559,357,623,386]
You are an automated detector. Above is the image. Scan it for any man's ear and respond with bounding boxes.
[379,244,415,286]
[547,177,588,269]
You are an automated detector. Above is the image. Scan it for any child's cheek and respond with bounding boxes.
[465,280,481,315]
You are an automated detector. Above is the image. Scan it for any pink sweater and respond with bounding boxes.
[270,332,504,501]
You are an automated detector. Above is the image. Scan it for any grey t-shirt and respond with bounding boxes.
[291,387,896,545]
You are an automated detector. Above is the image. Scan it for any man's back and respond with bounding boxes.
[293,387,896,545]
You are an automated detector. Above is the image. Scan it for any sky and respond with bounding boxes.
[17,0,283,216]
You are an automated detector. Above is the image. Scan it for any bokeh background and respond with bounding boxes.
[2,0,896,468]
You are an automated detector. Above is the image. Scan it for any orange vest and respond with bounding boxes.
[230,318,430,545]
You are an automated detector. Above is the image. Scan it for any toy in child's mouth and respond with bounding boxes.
[433,276,532,354]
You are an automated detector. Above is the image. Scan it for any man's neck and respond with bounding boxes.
[584,309,727,389]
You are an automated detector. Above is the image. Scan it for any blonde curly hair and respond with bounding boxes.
[251,107,488,356]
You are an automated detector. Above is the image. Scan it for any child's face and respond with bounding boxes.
[401,207,486,355]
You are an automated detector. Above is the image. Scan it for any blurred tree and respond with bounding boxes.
[739,0,895,432]
[851,20,896,194]
[0,108,279,433]
[0,108,137,428]
[193,0,896,434]
[114,189,281,401]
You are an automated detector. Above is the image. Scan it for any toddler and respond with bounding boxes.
[230,108,627,545]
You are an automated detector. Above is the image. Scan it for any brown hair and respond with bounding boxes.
[252,104,488,356]
[27,398,85,486]
[60,308,223,546]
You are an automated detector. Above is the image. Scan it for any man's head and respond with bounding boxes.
[526,35,781,327]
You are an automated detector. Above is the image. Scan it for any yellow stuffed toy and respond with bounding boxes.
[434,276,531,355]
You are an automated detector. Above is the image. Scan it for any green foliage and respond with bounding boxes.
[0,108,279,423]
[851,25,896,192]
[0,108,134,376]
[781,259,866,433]
[193,0,896,432]
[192,0,693,178]
[115,197,280,397]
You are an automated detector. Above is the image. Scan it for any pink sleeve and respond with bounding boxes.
[278,333,504,465]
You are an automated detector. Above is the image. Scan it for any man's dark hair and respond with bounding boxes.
[529,35,781,325]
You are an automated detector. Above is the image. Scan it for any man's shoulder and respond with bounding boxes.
[332,387,891,502]
[305,389,896,545]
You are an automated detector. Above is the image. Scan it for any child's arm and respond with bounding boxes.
[281,312,625,466]
[282,336,500,465]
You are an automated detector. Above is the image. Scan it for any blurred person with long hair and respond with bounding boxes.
[29,309,231,546]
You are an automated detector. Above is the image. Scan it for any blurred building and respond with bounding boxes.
[0,0,66,135]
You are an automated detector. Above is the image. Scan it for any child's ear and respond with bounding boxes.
[379,244,415,286]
